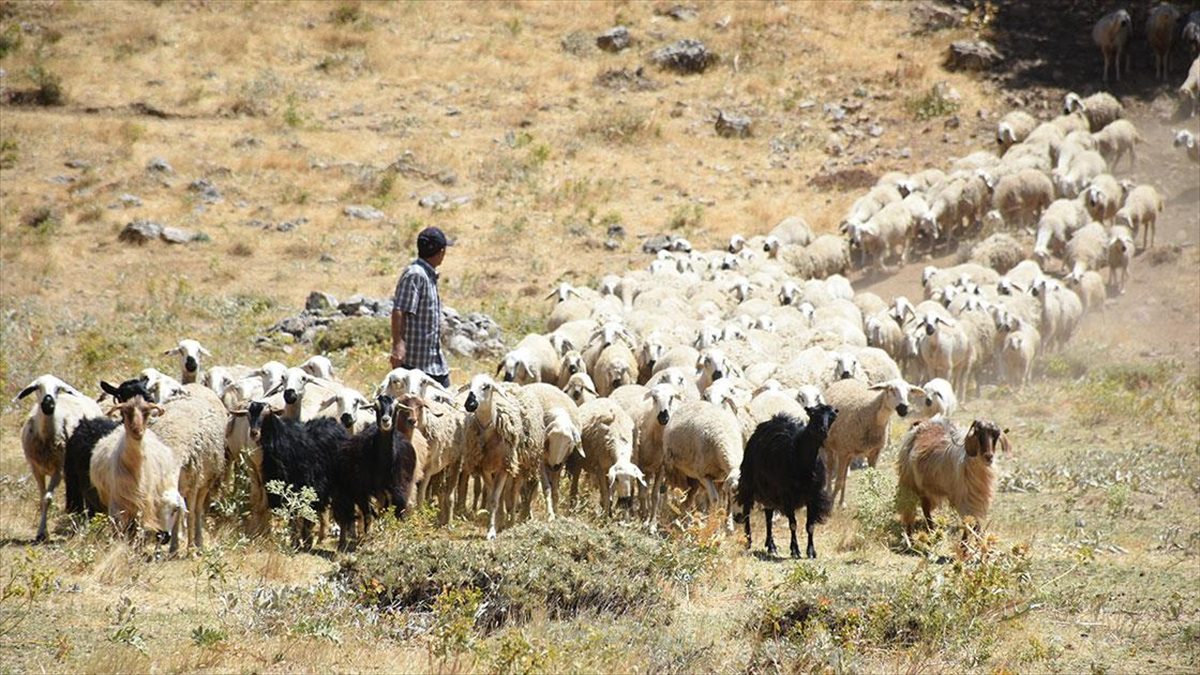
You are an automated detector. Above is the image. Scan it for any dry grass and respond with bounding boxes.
[0,0,1198,672]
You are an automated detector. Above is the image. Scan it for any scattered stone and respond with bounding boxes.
[596,26,631,52]
[945,40,1002,72]
[825,133,844,157]
[146,157,174,174]
[118,193,143,208]
[650,39,718,75]
[606,223,626,239]
[232,136,262,148]
[911,2,962,32]
[47,175,74,185]
[656,4,698,21]
[319,253,336,263]
[868,124,884,138]
[418,192,447,208]
[714,110,752,138]
[65,159,90,170]
[898,147,912,159]
[823,103,846,122]
[118,219,163,244]
[595,66,660,92]
[305,291,338,312]
[344,204,385,220]
[944,115,961,129]
[160,226,199,244]
[188,178,222,203]
[437,169,458,186]
[604,239,620,251]
[248,216,308,232]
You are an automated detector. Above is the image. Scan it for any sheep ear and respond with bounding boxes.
[868,382,888,391]
[964,423,980,457]
[162,347,181,356]
[14,384,37,401]
[199,346,213,357]
[317,396,337,412]
[264,382,283,397]
[100,381,121,398]
[544,288,559,301]
[495,361,505,376]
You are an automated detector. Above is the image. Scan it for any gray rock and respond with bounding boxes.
[344,205,384,220]
[160,226,198,244]
[339,294,368,315]
[650,39,717,74]
[594,66,660,92]
[642,234,674,254]
[274,316,310,337]
[447,334,477,357]
[146,157,174,174]
[47,175,74,185]
[945,40,1002,72]
[604,238,620,251]
[596,26,631,52]
[418,192,447,208]
[715,110,751,138]
[119,219,162,244]
[437,170,458,186]
[306,291,339,312]
[606,223,626,239]
[188,178,222,203]
[657,4,697,21]
[118,193,143,207]
[868,124,884,138]
[65,159,91,169]
[824,103,846,121]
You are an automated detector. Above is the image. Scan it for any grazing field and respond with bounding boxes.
[1,1,1198,673]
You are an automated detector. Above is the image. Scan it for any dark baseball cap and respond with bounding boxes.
[417,227,453,258]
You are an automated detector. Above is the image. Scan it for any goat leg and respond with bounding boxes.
[764,508,776,556]
[787,510,801,558]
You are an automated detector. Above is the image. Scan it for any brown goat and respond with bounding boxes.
[896,417,1010,540]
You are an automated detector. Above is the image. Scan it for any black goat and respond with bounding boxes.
[331,394,418,551]
[64,416,119,517]
[736,404,838,559]
[232,401,347,550]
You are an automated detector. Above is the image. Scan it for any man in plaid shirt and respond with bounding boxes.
[390,227,452,387]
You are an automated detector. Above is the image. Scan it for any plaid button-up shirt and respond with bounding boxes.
[393,258,448,377]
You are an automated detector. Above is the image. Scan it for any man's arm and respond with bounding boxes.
[390,309,407,369]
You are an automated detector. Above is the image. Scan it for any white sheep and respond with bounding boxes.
[463,375,545,539]
[897,418,1009,540]
[138,368,188,403]
[1064,267,1107,314]
[1084,174,1124,225]
[968,233,1026,274]
[377,366,456,404]
[299,355,335,381]
[914,313,975,399]
[149,383,228,550]
[498,333,560,384]
[996,110,1039,150]
[1064,91,1124,131]
[1148,3,1182,81]
[1054,150,1106,198]
[656,399,743,529]
[1033,197,1089,262]
[1174,129,1200,162]
[563,372,599,407]
[1064,222,1110,274]
[315,386,374,433]
[918,377,958,418]
[15,375,102,541]
[768,215,814,246]
[1186,11,1200,56]
[854,201,914,270]
[1116,184,1163,249]
[1030,277,1084,352]
[1107,225,1135,295]
[1182,57,1200,116]
[89,396,183,545]
[1091,10,1132,83]
[593,341,639,397]
[823,378,924,507]
[577,399,643,517]
[163,338,211,385]
[1092,120,1141,170]
[399,393,471,526]
[999,324,1039,389]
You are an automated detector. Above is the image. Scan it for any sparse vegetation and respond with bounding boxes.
[579,107,660,144]
[906,82,960,120]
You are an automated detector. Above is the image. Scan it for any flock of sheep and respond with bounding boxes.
[12,46,1194,557]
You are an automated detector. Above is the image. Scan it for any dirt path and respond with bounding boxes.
[853,101,1200,372]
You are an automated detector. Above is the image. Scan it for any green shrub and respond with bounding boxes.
[25,63,63,106]
[0,23,21,59]
[340,519,716,630]
[314,317,389,352]
[905,83,958,121]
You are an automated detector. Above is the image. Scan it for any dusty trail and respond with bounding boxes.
[855,102,1200,372]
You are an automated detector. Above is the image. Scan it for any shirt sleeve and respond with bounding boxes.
[393,272,421,315]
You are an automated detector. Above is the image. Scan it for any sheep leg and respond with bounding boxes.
[763,509,776,555]
[836,457,851,508]
[742,505,752,549]
[648,472,665,530]
[540,464,556,522]
[600,477,612,518]
[486,472,508,540]
[34,470,57,543]
[472,475,484,512]
[786,510,802,559]
[568,467,581,509]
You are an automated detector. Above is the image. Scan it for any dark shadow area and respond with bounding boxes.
[963,0,1199,102]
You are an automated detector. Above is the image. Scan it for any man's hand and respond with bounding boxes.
[390,343,405,369]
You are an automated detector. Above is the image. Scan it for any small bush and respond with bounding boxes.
[0,23,21,59]
[191,625,227,647]
[579,107,660,145]
[228,241,254,257]
[340,519,716,630]
[314,316,389,352]
[26,63,63,106]
[330,2,364,26]
[906,83,959,121]
[666,203,703,232]
[0,137,16,169]
[21,205,59,230]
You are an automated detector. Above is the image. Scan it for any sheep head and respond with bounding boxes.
[607,460,647,498]
[163,339,211,380]
[464,373,510,418]
[15,374,85,415]
[796,385,826,409]
[646,384,680,426]
[728,234,746,254]
[565,373,598,406]
[300,355,335,381]
[831,352,860,381]
[545,408,582,467]
[869,379,924,418]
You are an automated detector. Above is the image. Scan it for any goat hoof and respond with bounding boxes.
[807,548,817,559]
[790,546,801,558]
